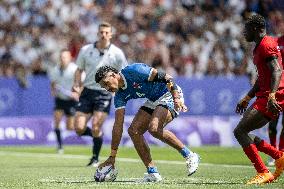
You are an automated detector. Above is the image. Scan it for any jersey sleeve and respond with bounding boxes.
[122,63,153,82]
[277,36,284,58]
[114,92,127,109]
[75,47,86,70]
[262,39,280,60]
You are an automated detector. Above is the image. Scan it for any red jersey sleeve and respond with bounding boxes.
[261,38,279,60]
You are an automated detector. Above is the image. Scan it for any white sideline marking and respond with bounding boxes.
[0,151,260,169]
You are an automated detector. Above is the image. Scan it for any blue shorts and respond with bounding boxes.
[54,98,77,116]
[76,88,112,114]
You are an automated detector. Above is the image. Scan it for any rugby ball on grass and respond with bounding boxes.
[94,165,118,182]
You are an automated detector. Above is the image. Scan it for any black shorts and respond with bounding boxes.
[54,98,77,116]
[76,88,112,114]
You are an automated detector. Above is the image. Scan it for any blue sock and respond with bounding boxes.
[147,167,159,174]
[180,146,191,158]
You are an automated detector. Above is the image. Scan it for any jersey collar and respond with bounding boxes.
[93,41,112,56]
[93,41,112,50]
[120,72,127,90]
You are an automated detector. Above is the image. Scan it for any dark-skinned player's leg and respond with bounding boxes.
[267,116,279,165]
[148,105,200,176]
[268,116,279,148]
[234,106,283,183]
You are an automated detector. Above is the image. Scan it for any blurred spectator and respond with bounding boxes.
[1,0,284,83]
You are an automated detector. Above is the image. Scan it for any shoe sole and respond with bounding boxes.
[188,170,197,176]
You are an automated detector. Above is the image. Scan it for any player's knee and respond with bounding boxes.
[66,122,74,131]
[74,124,85,135]
[128,127,136,137]
[92,126,101,137]
[252,135,262,145]
[233,127,242,140]
[148,127,161,138]
[75,127,84,135]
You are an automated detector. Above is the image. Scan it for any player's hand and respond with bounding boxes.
[267,93,282,115]
[165,73,173,81]
[174,98,188,112]
[71,92,80,102]
[235,95,251,115]
[98,156,116,168]
[72,83,81,94]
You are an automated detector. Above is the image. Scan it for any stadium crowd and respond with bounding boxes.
[1,0,284,85]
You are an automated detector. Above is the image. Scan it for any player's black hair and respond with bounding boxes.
[95,66,118,83]
[246,14,266,29]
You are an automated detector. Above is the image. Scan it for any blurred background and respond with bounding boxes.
[1,0,284,147]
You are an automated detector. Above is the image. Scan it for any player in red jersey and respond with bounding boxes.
[267,36,284,166]
[234,14,284,184]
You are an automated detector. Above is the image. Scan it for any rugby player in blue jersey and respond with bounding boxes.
[95,63,200,182]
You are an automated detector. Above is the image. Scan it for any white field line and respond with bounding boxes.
[0,150,259,169]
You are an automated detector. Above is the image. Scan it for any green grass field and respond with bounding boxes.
[0,145,283,189]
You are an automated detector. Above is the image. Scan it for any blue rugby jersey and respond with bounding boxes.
[114,63,169,109]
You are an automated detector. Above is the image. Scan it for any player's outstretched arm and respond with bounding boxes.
[235,78,259,115]
[266,57,283,114]
[99,108,125,168]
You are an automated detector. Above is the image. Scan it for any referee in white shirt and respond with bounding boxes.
[72,22,128,166]
[49,49,79,154]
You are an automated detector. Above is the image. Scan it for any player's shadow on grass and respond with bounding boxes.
[52,180,95,184]
[40,180,137,184]
[21,165,85,168]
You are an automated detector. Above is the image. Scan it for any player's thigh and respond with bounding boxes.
[92,111,108,129]
[74,111,92,130]
[66,116,75,130]
[236,105,269,133]
[149,105,172,131]
[129,108,152,135]
[91,111,108,137]
[54,110,64,128]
